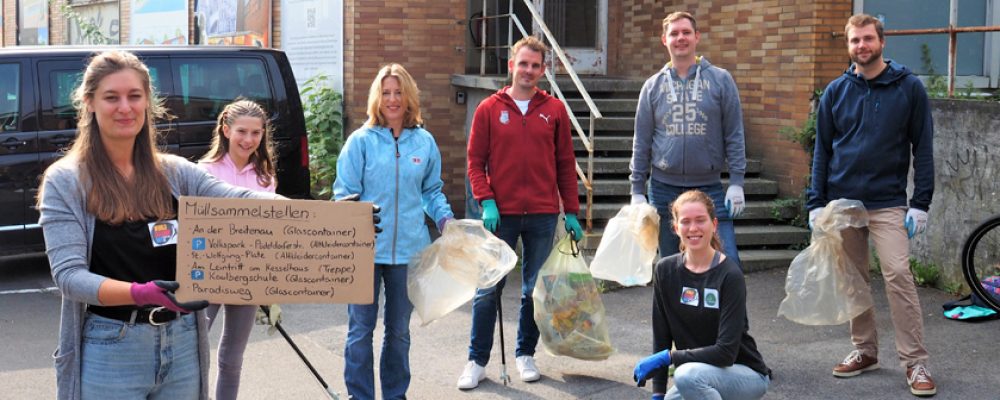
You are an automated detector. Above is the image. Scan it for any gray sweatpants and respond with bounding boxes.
[206,304,258,400]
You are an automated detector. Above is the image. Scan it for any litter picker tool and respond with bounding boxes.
[259,305,342,400]
[496,292,511,385]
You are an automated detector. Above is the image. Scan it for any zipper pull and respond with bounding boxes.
[392,128,400,158]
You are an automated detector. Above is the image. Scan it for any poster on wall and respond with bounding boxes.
[18,0,49,45]
[195,0,271,47]
[130,0,188,44]
[68,1,121,45]
[280,0,344,92]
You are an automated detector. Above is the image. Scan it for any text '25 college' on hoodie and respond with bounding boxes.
[467,87,580,216]
[629,56,747,194]
[807,60,934,212]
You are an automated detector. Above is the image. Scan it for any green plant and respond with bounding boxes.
[301,74,344,200]
[770,197,802,226]
[55,1,113,44]
[920,43,947,98]
[941,279,963,296]
[779,89,822,160]
[909,258,940,288]
[870,248,882,276]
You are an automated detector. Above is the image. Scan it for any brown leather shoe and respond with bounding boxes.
[832,350,880,377]
[907,364,937,396]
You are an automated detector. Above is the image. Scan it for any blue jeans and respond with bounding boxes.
[649,181,742,268]
[664,362,769,400]
[468,214,557,366]
[80,312,200,400]
[345,264,413,400]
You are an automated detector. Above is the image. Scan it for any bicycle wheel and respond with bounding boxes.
[961,214,1000,312]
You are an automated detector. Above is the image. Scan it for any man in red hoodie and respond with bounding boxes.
[459,36,582,390]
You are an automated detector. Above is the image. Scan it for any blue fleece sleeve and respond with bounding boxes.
[908,80,934,211]
[630,79,655,195]
[806,88,835,211]
[720,71,747,187]
[333,132,365,200]
[421,134,454,223]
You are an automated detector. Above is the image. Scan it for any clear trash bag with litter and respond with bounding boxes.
[407,219,517,325]
[778,199,875,325]
[533,236,615,360]
[590,203,659,286]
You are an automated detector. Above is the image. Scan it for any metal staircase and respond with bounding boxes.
[545,77,810,272]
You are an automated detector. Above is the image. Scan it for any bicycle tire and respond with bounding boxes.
[961,214,1000,312]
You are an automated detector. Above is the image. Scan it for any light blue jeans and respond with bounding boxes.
[664,362,769,400]
[648,181,742,269]
[344,264,412,400]
[80,312,200,400]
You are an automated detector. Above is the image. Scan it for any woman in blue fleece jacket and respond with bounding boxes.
[333,63,454,400]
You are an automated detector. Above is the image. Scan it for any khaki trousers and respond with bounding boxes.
[841,206,929,368]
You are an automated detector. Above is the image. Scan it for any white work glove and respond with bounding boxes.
[725,185,745,218]
[631,194,647,205]
[904,208,929,238]
[808,208,822,230]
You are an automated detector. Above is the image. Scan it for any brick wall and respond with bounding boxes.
[617,0,851,197]
[344,0,469,216]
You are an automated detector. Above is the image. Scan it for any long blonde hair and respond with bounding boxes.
[364,64,423,128]
[51,51,172,224]
[671,190,723,252]
[200,99,276,188]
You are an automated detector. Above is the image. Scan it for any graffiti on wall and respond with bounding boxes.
[941,142,1000,202]
[195,0,271,47]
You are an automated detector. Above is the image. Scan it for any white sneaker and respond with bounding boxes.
[516,355,541,382]
[457,361,486,390]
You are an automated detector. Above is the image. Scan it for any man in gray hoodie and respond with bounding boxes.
[629,11,747,266]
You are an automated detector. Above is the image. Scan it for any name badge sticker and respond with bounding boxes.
[680,287,699,307]
[704,288,720,309]
[149,220,179,247]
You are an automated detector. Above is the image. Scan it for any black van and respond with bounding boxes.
[0,46,310,256]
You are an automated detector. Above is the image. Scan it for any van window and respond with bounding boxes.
[41,66,165,132]
[0,64,19,131]
[172,58,272,122]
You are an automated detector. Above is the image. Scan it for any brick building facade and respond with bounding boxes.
[1,0,857,215]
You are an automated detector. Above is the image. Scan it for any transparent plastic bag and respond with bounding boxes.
[533,236,615,360]
[590,204,660,286]
[407,219,517,325]
[777,199,875,325]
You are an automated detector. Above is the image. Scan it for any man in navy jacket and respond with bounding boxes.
[807,14,936,397]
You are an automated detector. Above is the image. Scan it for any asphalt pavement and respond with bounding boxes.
[2,253,998,399]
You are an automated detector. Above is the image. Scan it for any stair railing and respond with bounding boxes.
[471,0,603,232]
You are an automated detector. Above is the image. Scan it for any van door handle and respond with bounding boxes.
[49,134,74,147]
[2,137,26,150]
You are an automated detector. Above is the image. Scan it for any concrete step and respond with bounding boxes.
[579,200,798,221]
[574,136,633,152]
[740,249,800,273]
[734,225,810,247]
[584,157,762,175]
[567,98,638,114]
[580,178,779,197]
[540,77,645,93]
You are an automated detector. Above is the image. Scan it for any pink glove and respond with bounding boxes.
[130,280,209,313]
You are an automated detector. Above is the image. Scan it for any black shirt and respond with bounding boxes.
[650,253,770,393]
[89,197,178,313]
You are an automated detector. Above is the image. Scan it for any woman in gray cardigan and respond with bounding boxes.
[37,51,280,400]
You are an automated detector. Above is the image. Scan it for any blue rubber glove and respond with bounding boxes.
[652,394,665,400]
[904,208,928,238]
[564,214,584,241]
[481,200,499,232]
[634,349,671,387]
[436,216,453,232]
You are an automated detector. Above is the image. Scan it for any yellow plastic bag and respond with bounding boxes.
[777,199,875,325]
[590,204,659,286]
[408,219,517,326]
[533,236,615,360]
